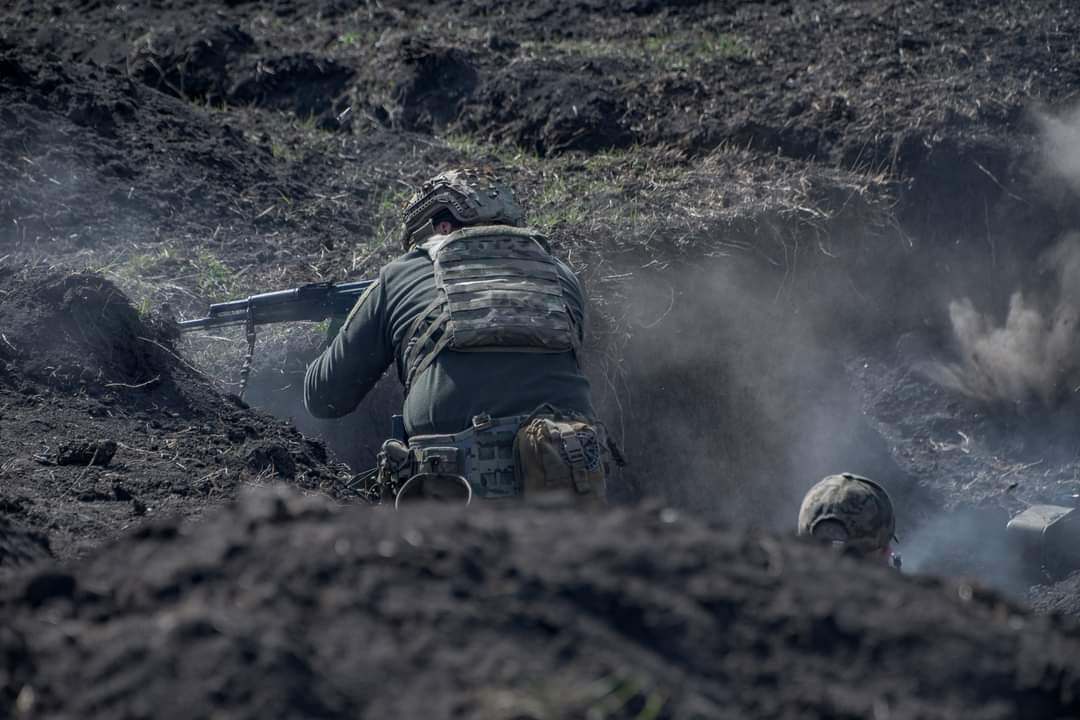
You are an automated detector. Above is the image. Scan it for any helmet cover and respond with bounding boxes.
[400,169,525,249]
[797,473,897,552]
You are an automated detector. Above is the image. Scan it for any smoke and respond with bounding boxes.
[925,104,1080,407]
[592,250,910,532]
[925,233,1080,406]
[901,506,1029,600]
[1038,103,1080,198]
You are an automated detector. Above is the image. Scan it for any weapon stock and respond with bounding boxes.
[177,279,374,396]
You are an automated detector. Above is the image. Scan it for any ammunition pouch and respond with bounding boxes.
[513,407,608,501]
[376,406,619,505]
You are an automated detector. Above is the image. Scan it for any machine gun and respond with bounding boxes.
[178,279,375,396]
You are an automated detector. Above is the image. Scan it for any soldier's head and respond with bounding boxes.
[399,169,525,250]
[798,473,897,564]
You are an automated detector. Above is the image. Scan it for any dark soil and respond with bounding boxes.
[1031,572,1080,617]
[5,487,1080,720]
[3,0,1080,715]
[0,516,51,576]
[0,268,351,560]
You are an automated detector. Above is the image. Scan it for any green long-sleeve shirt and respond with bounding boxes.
[303,237,597,436]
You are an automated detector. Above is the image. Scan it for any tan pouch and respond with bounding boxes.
[513,415,607,501]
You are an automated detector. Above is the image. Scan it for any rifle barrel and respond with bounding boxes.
[177,279,374,332]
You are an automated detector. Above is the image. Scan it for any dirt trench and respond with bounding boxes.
[217,110,1080,604]
[4,1,1080,716]
[0,268,354,562]
[5,486,1080,720]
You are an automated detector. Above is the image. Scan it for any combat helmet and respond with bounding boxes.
[797,473,897,553]
[399,169,525,249]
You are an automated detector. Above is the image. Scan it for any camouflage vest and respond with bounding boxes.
[402,225,580,390]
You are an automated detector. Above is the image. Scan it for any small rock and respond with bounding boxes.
[246,443,297,479]
[132,498,148,516]
[76,487,112,502]
[898,30,930,51]
[304,438,328,464]
[487,34,519,53]
[57,439,117,466]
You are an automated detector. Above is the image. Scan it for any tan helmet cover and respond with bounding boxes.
[400,169,525,250]
[797,473,897,552]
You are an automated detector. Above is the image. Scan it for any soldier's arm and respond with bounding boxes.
[304,280,392,418]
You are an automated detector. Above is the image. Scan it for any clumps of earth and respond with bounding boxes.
[0,269,172,393]
[0,269,352,562]
[2,270,1078,719]
[0,516,50,577]
[6,0,1080,717]
[4,487,1080,720]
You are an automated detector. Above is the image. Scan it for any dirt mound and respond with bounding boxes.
[373,38,480,133]
[2,487,1079,719]
[0,270,351,560]
[1031,573,1080,617]
[0,40,353,254]
[128,25,257,105]
[229,53,353,118]
[0,516,51,575]
[0,269,172,393]
[460,58,634,156]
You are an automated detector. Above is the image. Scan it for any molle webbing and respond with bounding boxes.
[406,413,527,499]
[404,226,578,389]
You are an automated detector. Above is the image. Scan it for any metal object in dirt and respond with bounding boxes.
[1006,504,1080,580]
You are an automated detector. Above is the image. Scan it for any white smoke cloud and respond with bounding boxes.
[926,103,1080,407]
[1038,104,1080,198]
[926,234,1080,406]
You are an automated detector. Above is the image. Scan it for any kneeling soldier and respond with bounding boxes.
[304,169,618,505]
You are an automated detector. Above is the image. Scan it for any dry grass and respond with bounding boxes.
[520,28,755,70]
[59,100,898,399]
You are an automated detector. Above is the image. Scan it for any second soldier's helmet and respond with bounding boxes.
[797,473,897,553]
[399,169,525,250]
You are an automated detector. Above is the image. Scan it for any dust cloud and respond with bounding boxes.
[1038,103,1080,198]
[925,234,1080,406]
[594,250,908,532]
[925,106,1080,407]
[902,507,1029,599]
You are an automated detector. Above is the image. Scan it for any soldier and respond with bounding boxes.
[798,473,900,568]
[304,169,616,505]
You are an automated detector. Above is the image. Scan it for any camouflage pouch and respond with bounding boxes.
[513,411,607,501]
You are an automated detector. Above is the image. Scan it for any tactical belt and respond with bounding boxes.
[406,413,531,499]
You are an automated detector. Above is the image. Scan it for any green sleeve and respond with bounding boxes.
[303,280,392,418]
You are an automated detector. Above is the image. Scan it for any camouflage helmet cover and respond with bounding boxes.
[400,169,525,249]
[797,473,897,552]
